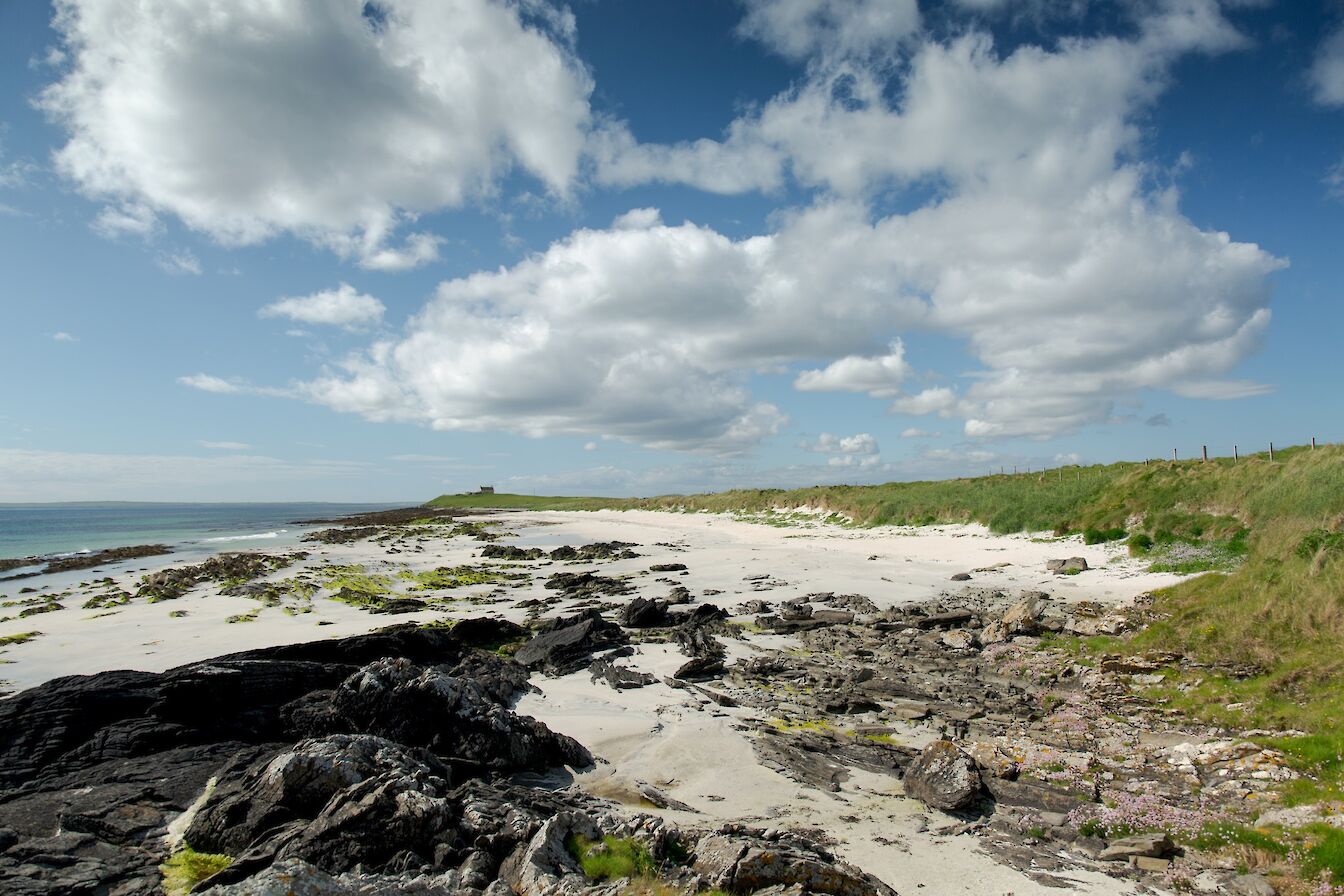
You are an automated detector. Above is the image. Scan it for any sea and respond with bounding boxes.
[0,502,408,562]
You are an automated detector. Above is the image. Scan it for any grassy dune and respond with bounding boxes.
[431,444,1344,734]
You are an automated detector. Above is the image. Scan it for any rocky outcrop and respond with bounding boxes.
[902,741,983,812]
[589,656,656,690]
[1046,557,1089,575]
[481,544,546,560]
[514,609,628,675]
[692,830,897,896]
[543,571,633,600]
[1,544,175,581]
[0,623,590,896]
[136,552,302,601]
[621,596,670,628]
[548,542,640,562]
[301,526,378,545]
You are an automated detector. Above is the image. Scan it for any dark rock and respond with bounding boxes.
[649,563,688,572]
[294,506,464,528]
[548,542,639,562]
[674,655,726,681]
[676,623,728,660]
[186,734,451,855]
[0,620,601,895]
[665,585,694,605]
[680,603,728,626]
[136,552,301,602]
[514,609,628,675]
[542,570,632,599]
[588,657,655,690]
[21,544,174,577]
[480,545,545,561]
[620,596,669,628]
[951,572,973,581]
[903,740,983,812]
[301,526,379,545]
[367,597,426,615]
[312,658,591,773]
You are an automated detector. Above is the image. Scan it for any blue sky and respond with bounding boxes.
[1,0,1342,502]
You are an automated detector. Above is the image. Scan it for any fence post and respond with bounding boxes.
[1269,442,1275,461]
[1312,437,1317,450]
[1234,445,1238,462]
[1172,448,1178,462]
[1202,445,1208,462]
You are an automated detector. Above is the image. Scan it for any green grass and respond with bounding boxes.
[1186,822,1290,856]
[0,631,40,647]
[428,492,622,511]
[1302,825,1344,883]
[160,846,232,895]
[566,834,654,881]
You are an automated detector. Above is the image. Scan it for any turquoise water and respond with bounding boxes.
[0,502,405,559]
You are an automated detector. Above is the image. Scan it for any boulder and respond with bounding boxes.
[674,655,726,681]
[692,831,897,896]
[1001,594,1044,633]
[1047,557,1089,575]
[620,596,669,628]
[902,741,983,812]
[950,572,972,581]
[940,629,979,650]
[514,610,628,675]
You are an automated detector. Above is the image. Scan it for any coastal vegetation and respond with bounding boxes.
[159,846,231,895]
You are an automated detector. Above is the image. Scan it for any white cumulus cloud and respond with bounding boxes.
[1312,25,1344,106]
[260,283,386,330]
[802,432,880,455]
[178,373,241,394]
[188,0,1281,451]
[738,0,921,63]
[40,0,594,269]
[795,341,911,397]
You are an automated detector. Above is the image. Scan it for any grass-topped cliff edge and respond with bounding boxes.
[432,444,1344,741]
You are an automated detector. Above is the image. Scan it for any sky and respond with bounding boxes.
[1,0,1343,502]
